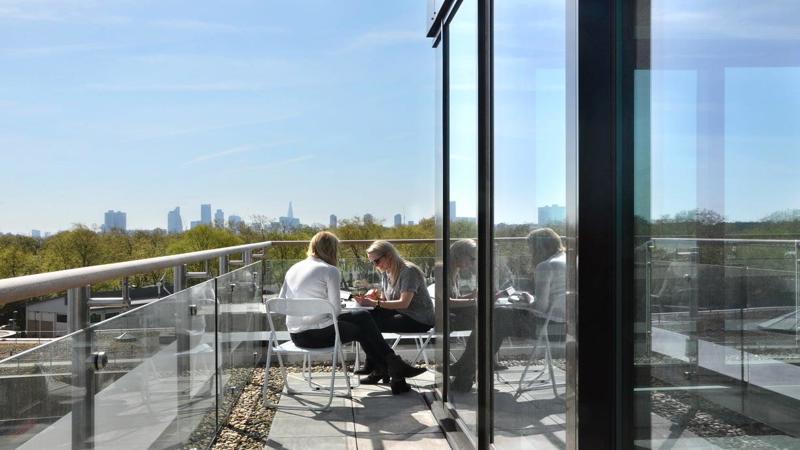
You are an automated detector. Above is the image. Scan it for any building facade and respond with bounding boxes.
[102,210,126,232]
[427,0,800,449]
[167,207,183,234]
[200,204,212,225]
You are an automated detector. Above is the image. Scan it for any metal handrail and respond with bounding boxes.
[0,238,440,306]
[0,241,272,305]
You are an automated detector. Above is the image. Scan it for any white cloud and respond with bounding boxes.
[185,141,296,166]
[83,82,266,93]
[147,18,280,34]
[341,30,421,52]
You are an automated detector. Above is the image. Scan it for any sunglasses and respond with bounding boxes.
[370,255,384,266]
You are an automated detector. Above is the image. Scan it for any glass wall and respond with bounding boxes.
[492,0,572,448]
[632,1,800,447]
[447,0,479,440]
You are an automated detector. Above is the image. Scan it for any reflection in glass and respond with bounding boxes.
[632,1,800,447]
[492,0,571,447]
[447,0,479,438]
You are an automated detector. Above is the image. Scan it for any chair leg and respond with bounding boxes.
[545,335,558,397]
[339,347,353,394]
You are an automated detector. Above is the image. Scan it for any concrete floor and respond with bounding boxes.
[264,360,570,450]
[264,369,450,449]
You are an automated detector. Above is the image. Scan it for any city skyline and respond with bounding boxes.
[0,1,436,235]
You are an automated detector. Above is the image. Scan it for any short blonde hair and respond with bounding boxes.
[527,227,564,266]
[450,239,477,265]
[307,231,339,266]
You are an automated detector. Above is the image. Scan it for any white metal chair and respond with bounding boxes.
[513,309,563,398]
[382,284,436,367]
[262,298,351,411]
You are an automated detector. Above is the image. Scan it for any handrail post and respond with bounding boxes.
[68,285,93,449]
[173,264,190,402]
[243,250,253,265]
[795,241,799,347]
[122,277,131,308]
[173,265,186,292]
[219,255,229,275]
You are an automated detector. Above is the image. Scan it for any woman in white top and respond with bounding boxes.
[279,231,425,394]
[449,229,566,392]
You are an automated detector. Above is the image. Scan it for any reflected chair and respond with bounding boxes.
[262,298,351,411]
[513,306,563,398]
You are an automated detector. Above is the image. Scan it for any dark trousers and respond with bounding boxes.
[369,308,432,333]
[451,307,538,376]
[291,310,394,367]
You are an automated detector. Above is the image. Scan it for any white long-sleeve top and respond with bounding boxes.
[278,256,342,333]
[533,252,566,322]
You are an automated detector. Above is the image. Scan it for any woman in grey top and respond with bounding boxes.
[355,240,435,378]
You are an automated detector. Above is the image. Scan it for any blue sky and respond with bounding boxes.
[2,0,798,235]
[0,1,436,234]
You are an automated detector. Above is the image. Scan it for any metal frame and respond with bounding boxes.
[476,0,494,447]
[0,241,274,305]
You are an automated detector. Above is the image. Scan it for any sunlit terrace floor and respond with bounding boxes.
[264,368,449,449]
[264,357,569,450]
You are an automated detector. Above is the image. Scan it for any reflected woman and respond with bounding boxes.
[449,228,565,392]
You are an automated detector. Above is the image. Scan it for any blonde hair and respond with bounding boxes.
[367,240,423,284]
[527,228,565,267]
[307,231,339,266]
[450,239,477,266]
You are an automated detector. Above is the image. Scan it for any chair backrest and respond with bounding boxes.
[264,298,341,345]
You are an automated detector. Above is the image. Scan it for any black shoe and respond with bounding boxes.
[359,369,390,385]
[354,358,375,376]
[451,375,474,393]
[390,377,411,395]
[386,354,426,379]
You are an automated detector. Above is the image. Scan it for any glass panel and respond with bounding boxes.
[0,334,74,447]
[216,262,264,426]
[92,283,215,448]
[492,1,571,447]
[447,0,479,439]
[0,280,219,449]
[434,37,446,397]
[632,1,800,447]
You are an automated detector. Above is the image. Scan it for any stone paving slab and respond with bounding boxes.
[265,371,450,449]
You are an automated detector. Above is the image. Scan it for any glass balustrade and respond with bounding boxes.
[0,260,264,449]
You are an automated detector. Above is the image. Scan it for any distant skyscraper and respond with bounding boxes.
[329,214,337,229]
[167,207,183,234]
[449,201,456,219]
[214,209,225,227]
[538,204,566,225]
[201,204,212,225]
[103,210,127,232]
[278,201,301,231]
[407,220,415,226]
[228,215,242,228]
[31,230,41,238]
[190,220,201,229]
[394,214,402,227]
[363,213,374,224]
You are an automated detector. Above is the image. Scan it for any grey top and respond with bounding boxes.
[381,266,435,327]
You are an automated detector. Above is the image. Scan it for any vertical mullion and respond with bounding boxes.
[477,0,494,447]
[577,0,621,448]
[442,26,451,403]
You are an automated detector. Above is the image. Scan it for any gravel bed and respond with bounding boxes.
[211,367,285,450]
[650,387,788,449]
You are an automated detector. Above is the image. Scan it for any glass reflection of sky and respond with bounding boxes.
[640,0,800,222]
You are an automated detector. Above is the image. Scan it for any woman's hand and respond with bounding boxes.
[364,288,382,300]
[355,296,378,307]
